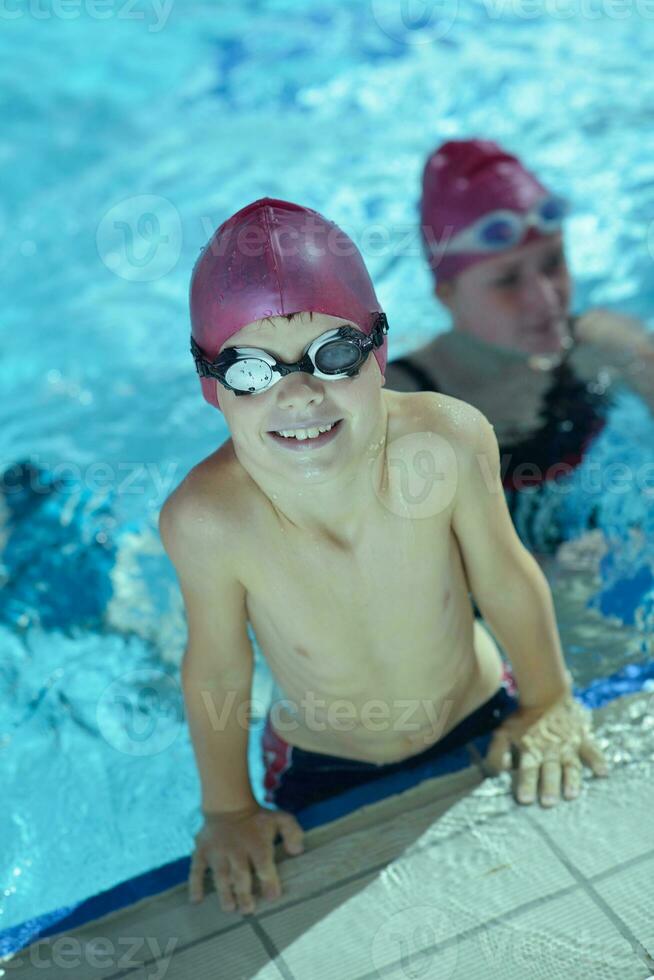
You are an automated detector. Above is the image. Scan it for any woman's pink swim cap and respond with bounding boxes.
[420,139,554,284]
[189,197,387,410]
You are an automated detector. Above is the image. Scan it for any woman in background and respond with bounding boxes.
[384,139,654,553]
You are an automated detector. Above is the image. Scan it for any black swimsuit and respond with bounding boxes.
[389,316,612,551]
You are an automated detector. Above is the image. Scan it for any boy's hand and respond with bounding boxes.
[484,691,610,807]
[189,803,304,915]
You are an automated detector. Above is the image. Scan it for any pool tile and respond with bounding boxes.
[524,759,654,877]
[367,889,651,980]
[261,806,575,978]
[593,853,654,960]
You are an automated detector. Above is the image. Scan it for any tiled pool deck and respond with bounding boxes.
[6,689,654,980]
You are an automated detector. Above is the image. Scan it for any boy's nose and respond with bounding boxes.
[275,371,325,404]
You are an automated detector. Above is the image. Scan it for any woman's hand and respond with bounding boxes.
[484,689,609,807]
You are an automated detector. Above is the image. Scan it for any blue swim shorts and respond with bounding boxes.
[262,663,519,814]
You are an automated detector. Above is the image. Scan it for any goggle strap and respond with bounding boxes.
[190,336,215,378]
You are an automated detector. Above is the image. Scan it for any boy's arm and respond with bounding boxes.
[159,486,257,815]
[449,409,571,709]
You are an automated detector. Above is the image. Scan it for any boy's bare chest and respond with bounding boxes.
[238,501,469,694]
[237,500,483,762]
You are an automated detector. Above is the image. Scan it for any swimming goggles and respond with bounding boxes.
[441,196,569,255]
[190,312,389,397]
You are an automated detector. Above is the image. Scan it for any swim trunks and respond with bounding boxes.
[262,663,519,814]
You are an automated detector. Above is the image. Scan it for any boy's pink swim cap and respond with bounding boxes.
[189,197,387,410]
[420,139,554,284]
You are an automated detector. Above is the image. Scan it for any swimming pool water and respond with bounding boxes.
[1,0,654,946]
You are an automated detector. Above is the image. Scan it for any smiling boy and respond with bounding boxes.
[158,198,609,916]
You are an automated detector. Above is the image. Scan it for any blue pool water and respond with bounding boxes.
[1,0,654,954]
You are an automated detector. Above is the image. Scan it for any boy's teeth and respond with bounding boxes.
[275,421,336,440]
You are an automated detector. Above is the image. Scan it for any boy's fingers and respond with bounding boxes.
[562,762,582,800]
[213,862,237,912]
[539,759,562,806]
[190,851,237,912]
[188,851,207,904]
[254,854,282,900]
[229,859,255,914]
[485,728,511,773]
[579,737,609,776]
[515,758,540,804]
[276,812,305,854]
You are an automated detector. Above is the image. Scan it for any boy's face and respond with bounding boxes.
[216,312,385,476]
[436,233,572,356]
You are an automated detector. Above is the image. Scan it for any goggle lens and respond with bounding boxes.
[537,196,568,228]
[480,217,520,248]
[224,359,274,394]
[315,338,361,373]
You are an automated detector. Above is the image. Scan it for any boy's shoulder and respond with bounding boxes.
[158,439,247,549]
[387,390,496,515]
[404,389,493,455]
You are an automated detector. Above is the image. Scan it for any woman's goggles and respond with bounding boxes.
[442,196,569,255]
[191,312,389,397]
